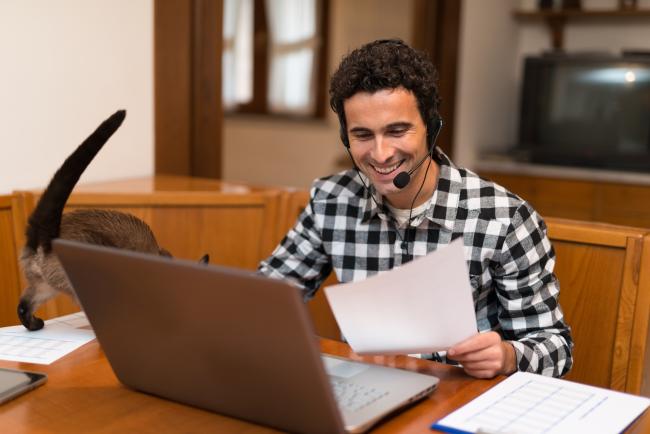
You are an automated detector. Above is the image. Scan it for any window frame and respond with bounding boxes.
[224,0,330,119]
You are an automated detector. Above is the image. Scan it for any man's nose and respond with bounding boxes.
[370,136,394,163]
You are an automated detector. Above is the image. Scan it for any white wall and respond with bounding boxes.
[453,0,521,169]
[0,0,154,194]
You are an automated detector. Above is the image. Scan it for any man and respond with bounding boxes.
[259,39,573,379]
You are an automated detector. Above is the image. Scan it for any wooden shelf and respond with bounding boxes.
[513,8,650,50]
[514,9,650,19]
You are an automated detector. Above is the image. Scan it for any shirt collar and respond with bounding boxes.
[424,152,461,232]
[360,150,461,232]
[359,173,390,223]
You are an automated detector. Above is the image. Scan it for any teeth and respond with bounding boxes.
[372,162,401,174]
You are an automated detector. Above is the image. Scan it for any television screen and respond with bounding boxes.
[519,55,650,171]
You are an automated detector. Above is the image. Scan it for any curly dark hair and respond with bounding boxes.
[329,39,440,148]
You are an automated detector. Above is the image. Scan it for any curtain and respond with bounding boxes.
[222,0,254,108]
[265,0,319,115]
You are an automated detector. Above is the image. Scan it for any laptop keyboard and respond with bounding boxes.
[330,378,389,412]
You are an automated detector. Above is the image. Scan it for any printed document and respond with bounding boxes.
[324,238,477,355]
[0,312,95,364]
[432,371,650,434]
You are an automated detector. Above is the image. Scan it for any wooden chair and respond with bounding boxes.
[546,217,650,396]
[13,176,284,321]
[279,191,650,395]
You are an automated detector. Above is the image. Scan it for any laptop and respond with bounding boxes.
[53,239,439,434]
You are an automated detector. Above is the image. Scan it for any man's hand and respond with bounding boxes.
[447,332,517,379]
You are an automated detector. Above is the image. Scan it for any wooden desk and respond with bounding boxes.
[0,340,648,433]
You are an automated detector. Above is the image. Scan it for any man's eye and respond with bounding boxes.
[353,133,373,141]
[388,129,407,137]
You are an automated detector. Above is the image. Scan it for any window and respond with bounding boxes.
[222,0,328,116]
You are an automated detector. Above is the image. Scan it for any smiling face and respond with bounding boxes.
[344,87,439,209]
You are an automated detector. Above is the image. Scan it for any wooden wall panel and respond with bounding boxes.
[0,198,22,327]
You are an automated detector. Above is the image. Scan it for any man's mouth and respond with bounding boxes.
[370,160,404,175]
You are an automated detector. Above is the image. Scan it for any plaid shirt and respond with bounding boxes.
[259,153,573,377]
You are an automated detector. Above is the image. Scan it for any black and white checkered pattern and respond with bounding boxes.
[259,153,573,377]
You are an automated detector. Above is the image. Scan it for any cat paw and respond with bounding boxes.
[26,317,45,331]
[17,301,45,331]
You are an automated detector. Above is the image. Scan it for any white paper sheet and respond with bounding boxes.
[0,312,95,364]
[432,371,650,434]
[323,238,477,355]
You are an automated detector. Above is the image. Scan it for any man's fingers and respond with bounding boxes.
[460,359,502,372]
[451,346,500,363]
[448,332,500,357]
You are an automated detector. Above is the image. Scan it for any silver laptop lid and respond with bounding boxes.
[53,239,345,434]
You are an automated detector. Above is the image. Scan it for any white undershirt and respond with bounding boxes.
[385,199,431,228]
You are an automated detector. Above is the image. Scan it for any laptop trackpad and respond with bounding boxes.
[321,356,369,379]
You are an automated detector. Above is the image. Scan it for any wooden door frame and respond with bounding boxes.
[154,0,222,178]
[412,0,462,159]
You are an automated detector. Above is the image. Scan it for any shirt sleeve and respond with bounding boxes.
[258,189,332,299]
[494,202,574,377]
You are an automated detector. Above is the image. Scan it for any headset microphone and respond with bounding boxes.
[392,155,429,189]
[392,172,410,189]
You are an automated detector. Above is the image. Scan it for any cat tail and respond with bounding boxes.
[25,110,126,253]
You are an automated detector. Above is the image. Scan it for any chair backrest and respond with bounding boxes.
[0,195,28,326]
[546,217,650,395]
[279,192,650,395]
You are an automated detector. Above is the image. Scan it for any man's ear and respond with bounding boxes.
[199,254,209,264]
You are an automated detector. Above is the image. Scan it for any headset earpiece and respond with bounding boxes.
[426,117,443,156]
[337,109,350,148]
[340,125,350,148]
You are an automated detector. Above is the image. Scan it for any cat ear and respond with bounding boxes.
[199,254,209,264]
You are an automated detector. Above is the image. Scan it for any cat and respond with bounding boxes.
[18,110,208,331]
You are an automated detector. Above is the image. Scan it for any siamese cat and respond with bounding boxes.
[18,110,208,331]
